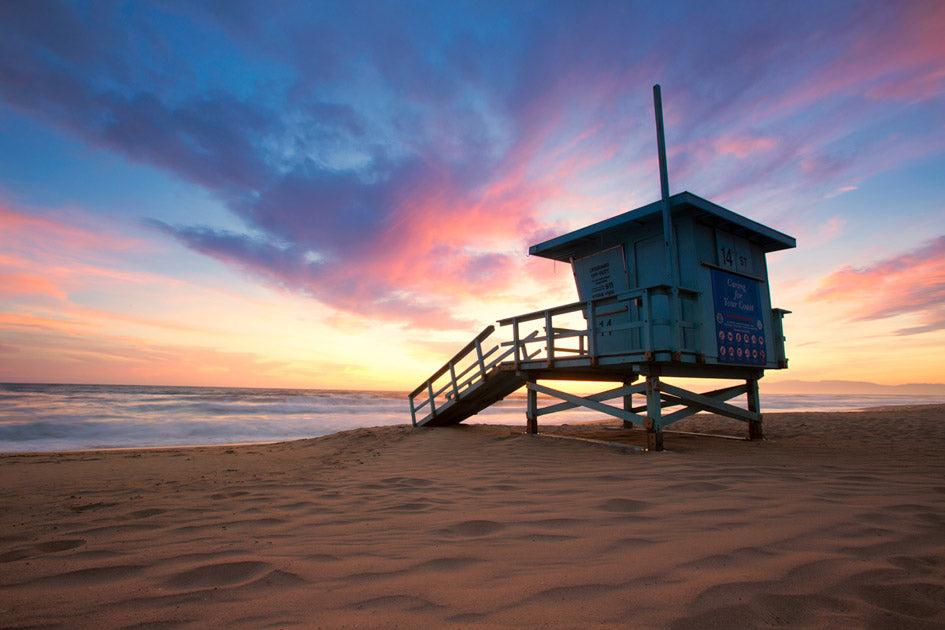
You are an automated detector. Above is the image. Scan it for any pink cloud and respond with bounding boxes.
[0,205,141,253]
[0,271,66,299]
[0,311,97,336]
[824,186,858,199]
[347,120,582,307]
[0,203,153,304]
[767,2,945,117]
[713,134,776,159]
[809,235,945,334]
[860,2,945,103]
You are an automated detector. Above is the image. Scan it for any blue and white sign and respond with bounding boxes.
[711,268,766,365]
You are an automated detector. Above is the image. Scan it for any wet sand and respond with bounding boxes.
[2,405,945,628]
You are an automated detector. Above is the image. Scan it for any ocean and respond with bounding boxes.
[2,382,944,454]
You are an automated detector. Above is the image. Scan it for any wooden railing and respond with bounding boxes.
[497,287,701,367]
[408,325,515,426]
[409,287,703,425]
[497,300,591,367]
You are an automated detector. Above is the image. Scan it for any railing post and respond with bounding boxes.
[475,338,487,380]
[427,381,437,418]
[587,301,597,361]
[512,318,522,366]
[409,395,417,426]
[544,310,554,367]
[449,361,460,400]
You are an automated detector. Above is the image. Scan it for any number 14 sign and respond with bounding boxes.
[717,230,752,275]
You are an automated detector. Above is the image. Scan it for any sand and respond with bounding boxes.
[2,404,945,629]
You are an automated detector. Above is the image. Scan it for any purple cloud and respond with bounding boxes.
[3,1,943,332]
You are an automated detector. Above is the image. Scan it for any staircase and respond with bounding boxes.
[408,301,598,427]
[408,326,525,426]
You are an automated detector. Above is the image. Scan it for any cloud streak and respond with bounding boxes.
[809,236,945,334]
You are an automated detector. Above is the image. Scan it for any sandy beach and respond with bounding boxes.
[2,404,945,629]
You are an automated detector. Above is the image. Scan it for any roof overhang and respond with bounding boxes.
[529,191,797,262]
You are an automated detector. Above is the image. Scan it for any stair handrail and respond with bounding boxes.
[409,325,497,425]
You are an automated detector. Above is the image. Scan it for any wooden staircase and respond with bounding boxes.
[408,326,526,427]
[408,301,596,427]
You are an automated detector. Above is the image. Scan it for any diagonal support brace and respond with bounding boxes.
[526,382,647,426]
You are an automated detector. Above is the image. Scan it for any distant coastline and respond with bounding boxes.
[761,379,945,396]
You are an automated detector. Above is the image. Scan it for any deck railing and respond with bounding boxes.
[408,325,515,426]
[498,287,701,368]
[409,287,703,425]
[497,300,591,367]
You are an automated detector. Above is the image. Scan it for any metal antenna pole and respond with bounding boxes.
[653,84,677,287]
[653,84,682,360]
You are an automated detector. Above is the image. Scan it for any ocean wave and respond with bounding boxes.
[2,383,944,453]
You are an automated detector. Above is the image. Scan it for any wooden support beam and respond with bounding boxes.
[658,382,758,423]
[537,382,647,417]
[659,383,749,425]
[659,399,703,425]
[623,379,635,429]
[747,376,764,440]
[527,382,645,426]
[645,376,664,451]
[526,384,538,434]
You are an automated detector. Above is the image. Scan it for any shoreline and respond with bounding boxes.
[5,400,945,457]
[3,404,944,628]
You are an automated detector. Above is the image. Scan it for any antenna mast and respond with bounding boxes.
[653,84,678,288]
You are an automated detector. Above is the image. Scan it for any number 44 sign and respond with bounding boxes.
[711,268,766,365]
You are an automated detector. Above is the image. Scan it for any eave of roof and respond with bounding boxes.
[529,191,796,262]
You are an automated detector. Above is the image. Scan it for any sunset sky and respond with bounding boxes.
[1,1,943,391]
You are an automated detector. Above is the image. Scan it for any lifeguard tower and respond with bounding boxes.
[408,86,795,450]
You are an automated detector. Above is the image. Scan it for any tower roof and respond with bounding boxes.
[529,191,796,262]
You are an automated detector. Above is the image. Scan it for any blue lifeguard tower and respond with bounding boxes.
[409,86,796,450]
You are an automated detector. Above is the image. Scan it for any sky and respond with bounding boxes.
[1,0,943,391]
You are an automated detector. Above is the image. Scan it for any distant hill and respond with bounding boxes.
[762,380,945,396]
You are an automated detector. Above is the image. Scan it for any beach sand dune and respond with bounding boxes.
[2,405,945,628]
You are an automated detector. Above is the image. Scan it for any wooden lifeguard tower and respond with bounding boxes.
[408,86,796,450]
